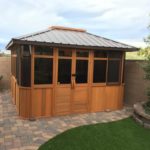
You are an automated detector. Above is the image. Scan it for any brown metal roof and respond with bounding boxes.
[6,26,139,51]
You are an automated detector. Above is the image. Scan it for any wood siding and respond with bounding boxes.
[11,75,124,119]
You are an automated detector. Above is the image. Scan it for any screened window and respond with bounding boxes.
[93,60,106,83]
[20,45,31,86]
[35,46,53,55]
[76,51,89,57]
[59,49,72,57]
[21,57,31,86]
[108,51,122,58]
[107,60,121,83]
[34,58,53,84]
[16,49,20,85]
[58,59,71,84]
[76,60,88,83]
[21,45,31,56]
[94,51,107,58]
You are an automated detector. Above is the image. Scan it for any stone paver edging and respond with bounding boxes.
[0,90,133,150]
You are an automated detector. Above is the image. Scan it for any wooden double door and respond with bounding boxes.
[54,50,90,116]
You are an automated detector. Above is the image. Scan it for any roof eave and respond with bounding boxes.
[6,39,139,51]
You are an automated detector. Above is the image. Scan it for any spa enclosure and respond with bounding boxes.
[6,26,138,119]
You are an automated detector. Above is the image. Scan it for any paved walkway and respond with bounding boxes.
[0,90,133,150]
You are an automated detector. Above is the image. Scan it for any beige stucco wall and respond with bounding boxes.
[124,60,149,105]
[0,56,11,89]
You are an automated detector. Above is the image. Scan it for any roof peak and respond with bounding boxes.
[49,26,86,32]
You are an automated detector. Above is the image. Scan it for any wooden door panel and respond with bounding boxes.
[72,87,89,113]
[91,87,106,112]
[54,87,71,115]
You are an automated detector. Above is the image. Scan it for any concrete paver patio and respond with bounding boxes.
[0,90,133,150]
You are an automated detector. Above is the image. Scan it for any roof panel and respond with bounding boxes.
[7,27,138,51]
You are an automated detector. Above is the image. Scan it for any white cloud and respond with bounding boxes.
[0,0,149,48]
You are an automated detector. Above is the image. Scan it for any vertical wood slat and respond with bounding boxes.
[71,49,76,113]
[88,50,93,112]
[30,45,34,118]
[52,48,58,116]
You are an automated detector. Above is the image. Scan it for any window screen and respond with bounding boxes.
[11,56,16,77]
[76,60,88,83]
[108,51,122,58]
[58,59,71,84]
[76,51,89,57]
[107,60,121,83]
[59,49,72,57]
[21,57,31,86]
[22,45,31,56]
[94,51,107,58]
[35,46,53,55]
[16,49,20,85]
[93,60,106,83]
[34,58,53,84]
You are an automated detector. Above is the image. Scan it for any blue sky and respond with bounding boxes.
[0,0,150,50]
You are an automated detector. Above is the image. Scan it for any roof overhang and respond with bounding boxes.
[6,39,139,52]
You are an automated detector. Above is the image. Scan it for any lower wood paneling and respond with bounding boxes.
[15,84,19,113]
[11,76,16,104]
[11,76,124,119]
[32,88,53,117]
[54,87,71,116]
[72,86,89,113]
[91,85,124,112]
[19,88,31,118]
[91,86,106,112]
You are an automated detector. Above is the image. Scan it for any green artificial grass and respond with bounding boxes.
[39,118,150,150]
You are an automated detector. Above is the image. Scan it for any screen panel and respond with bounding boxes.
[93,60,107,83]
[76,51,89,57]
[107,60,121,83]
[21,56,31,86]
[34,58,53,84]
[35,46,53,55]
[76,60,88,83]
[58,59,72,84]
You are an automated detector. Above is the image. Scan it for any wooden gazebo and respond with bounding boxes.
[6,26,138,119]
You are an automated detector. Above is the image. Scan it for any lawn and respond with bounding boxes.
[39,118,150,150]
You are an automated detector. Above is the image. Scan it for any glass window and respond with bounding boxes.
[107,60,121,83]
[35,46,53,55]
[108,51,122,59]
[59,49,72,57]
[93,60,106,83]
[76,60,88,83]
[76,51,89,57]
[94,51,107,58]
[34,58,53,84]
[58,59,71,84]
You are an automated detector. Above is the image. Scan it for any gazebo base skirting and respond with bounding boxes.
[11,76,124,119]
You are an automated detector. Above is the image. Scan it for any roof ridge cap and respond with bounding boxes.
[49,26,86,32]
